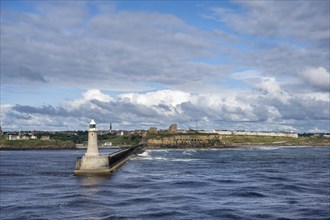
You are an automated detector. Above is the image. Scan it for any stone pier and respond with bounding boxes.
[74,119,144,175]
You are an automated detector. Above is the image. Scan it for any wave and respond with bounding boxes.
[250,146,281,150]
[168,158,199,162]
[138,151,151,157]
[248,145,317,150]
[136,156,199,162]
[231,190,267,198]
[152,149,169,152]
[135,151,199,162]
[182,150,196,155]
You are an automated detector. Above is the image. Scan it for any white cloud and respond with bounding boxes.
[118,90,193,107]
[300,67,330,91]
[64,89,114,110]
[254,77,291,104]
[308,127,325,133]
[298,92,329,102]
[3,87,328,132]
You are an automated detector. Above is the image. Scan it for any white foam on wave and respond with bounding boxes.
[249,146,312,150]
[138,150,151,157]
[171,158,199,162]
[183,151,192,155]
[152,157,199,162]
[183,150,197,155]
[133,150,154,160]
[135,151,199,162]
[134,149,200,162]
[152,149,169,152]
[252,146,280,150]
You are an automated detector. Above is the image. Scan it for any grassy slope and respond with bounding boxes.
[98,135,142,146]
[221,136,330,146]
[0,139,75,149]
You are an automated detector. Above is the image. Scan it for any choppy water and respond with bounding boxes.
[1,146,329,219]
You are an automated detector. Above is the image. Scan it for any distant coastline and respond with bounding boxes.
[144,134,330,149]
[2,123,330,151]
[1,129,329,150]
[145,143,330,150]
[1,140,329,151]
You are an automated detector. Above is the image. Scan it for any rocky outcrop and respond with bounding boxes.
[146,134,224,148]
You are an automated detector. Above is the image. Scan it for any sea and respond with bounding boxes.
[0,146,329,219]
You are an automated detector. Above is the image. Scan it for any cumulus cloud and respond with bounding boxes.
[2,87,329,132]
[64,89,114,110]
[254,77,291,104]
[300,67,330,91]
[118,90,193,107]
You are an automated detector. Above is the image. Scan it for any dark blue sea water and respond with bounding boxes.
[1,146,329,219]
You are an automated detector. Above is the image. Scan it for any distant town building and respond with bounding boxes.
[8,134,20,140]
[213,130,298,138]
[20,135,30,140]
[141,131,147,137]
[168,124,177,133]
[40,135,50,140]
[148,127,158,134]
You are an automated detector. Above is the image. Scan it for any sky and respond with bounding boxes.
[1,0,329,132]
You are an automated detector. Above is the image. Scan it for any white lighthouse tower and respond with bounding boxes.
[74,119,111,175]
[85,119,99,157]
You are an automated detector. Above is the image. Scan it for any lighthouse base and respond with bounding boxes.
[74,155,111,175]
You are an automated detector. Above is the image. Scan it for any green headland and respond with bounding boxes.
[1,128,329,150]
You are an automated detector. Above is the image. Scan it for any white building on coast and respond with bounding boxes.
[213,130,298,138]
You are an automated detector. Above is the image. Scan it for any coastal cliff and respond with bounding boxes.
[144,134,330,148]
[145,134,224,148]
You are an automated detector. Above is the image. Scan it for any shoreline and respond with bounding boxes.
[1,142,329,151]
[1,145,329,151]
[145,143,330,150]
[0,146,124,151]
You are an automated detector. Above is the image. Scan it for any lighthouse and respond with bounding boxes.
[74,119,110,175]
[85,119,99,156]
